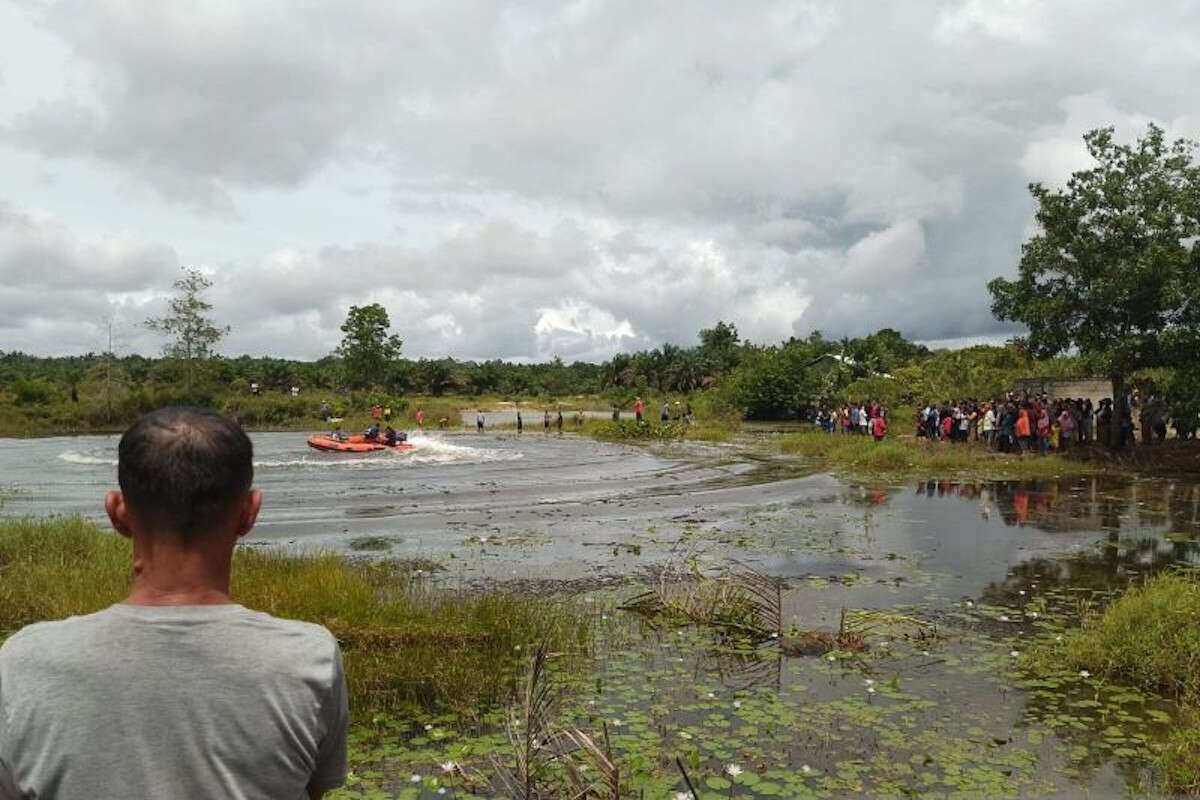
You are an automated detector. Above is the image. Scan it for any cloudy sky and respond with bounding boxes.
[1,1,1198,362]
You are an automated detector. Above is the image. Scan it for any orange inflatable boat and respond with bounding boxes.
[306,434,414,453]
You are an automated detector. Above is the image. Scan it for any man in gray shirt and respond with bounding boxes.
[0,407,348,799]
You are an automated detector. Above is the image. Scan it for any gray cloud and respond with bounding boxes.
[1,1,1199,357]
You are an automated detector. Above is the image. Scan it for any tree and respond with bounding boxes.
[144,268,229,391]
[697,321,742,375]
[335,304,403,388]
[988,124,1200,445]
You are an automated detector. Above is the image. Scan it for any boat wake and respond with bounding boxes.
[59,433,521,471]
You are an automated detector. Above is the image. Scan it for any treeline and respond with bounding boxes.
[0,321,1105,430]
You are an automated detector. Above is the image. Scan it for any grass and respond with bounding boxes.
[1056,571,1200,795]
[0,517,589,721]
[779,428,1101,479]
[581,414,740,444]
[1064,572,1200,699]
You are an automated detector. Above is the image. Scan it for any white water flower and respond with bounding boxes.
[922,650,931,657]
[438,789,447,795]
[675,793,692,800]
[410,774,422,783]
[1019,590,1026,596]
[1080,670,1091,678]
[1055,635,1064,642]
[999,615,1010,622]
[1029,611,1039,618]
[966,600,975,607]
[424,723,434,731]
[801,764,813,774]
[827,654,837,662]
[611,719,623,727]
[725,764,744,778]
[865,678,875,686]
[478,536,488,544]
[867,686,876,694]
[732,700,742,709]
[1010,650,1020,658]
[440,762,457,774]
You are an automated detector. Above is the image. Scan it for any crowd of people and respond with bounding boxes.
[811,390,1189,451]
[915,396,1104,453]
[813,402,890,441]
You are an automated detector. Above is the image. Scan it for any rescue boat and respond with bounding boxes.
[306,434,414,453]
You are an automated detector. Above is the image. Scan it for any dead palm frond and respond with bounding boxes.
[492,636,562,800]
[621,562,783,638]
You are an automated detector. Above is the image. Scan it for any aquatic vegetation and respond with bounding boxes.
[348,535,394,551]
[0,517,589,721]
[621,563,782,637]
[1064,571,1200,699]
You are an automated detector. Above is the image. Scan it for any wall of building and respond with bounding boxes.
[1012,377,1113,406]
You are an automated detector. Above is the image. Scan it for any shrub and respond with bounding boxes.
[10,379,55,406]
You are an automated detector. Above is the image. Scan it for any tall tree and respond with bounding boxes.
[697,321,742,375]
[988,124,1200,445]
[335,304,403,388]
[144,268,229,391]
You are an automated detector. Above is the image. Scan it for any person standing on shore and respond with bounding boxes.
[634,396,644,423]
[0,407,348,799]
[416,408,426,428]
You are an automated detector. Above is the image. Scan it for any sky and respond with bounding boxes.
[1,1,1198,362]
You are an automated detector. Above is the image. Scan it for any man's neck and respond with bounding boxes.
[124,535,235,606]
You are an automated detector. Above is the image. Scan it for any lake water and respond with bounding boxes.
[3,429,1196,796]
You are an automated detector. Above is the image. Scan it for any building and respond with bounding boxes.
[1012,377,1112,407]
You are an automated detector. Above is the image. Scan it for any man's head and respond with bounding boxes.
[107,407,260,542]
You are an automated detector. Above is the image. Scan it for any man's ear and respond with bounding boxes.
[105,491,135,539]
[236,489,263,539]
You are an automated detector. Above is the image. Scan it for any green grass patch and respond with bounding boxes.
[0,517,588,721]
[1056,572,1200,795]
[1064,572,1200,699]
[779,428,1100,479]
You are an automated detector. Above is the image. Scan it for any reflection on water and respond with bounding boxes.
[914,475,1200,537]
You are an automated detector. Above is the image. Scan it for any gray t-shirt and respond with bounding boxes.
[0,604,348,800]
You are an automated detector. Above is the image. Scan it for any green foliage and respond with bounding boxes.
[144,268,230,389]
[723,340,826,419]
[1064,572,1200,699]
[989,124,1200,385]
[10,378,55,405]
[779,429,1098,479]
[336,304,403,389]
[0,517,589,719]
[589,420,686,440]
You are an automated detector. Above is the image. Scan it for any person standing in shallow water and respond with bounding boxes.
[0,407,348,799]
[516,410,523,433]
[476,411,484,433]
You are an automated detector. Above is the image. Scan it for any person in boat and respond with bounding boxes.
[383,426,397,446]
[364,423,380,441]
[330,426,347,442]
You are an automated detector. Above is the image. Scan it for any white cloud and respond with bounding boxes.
[2,0,1199,357]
